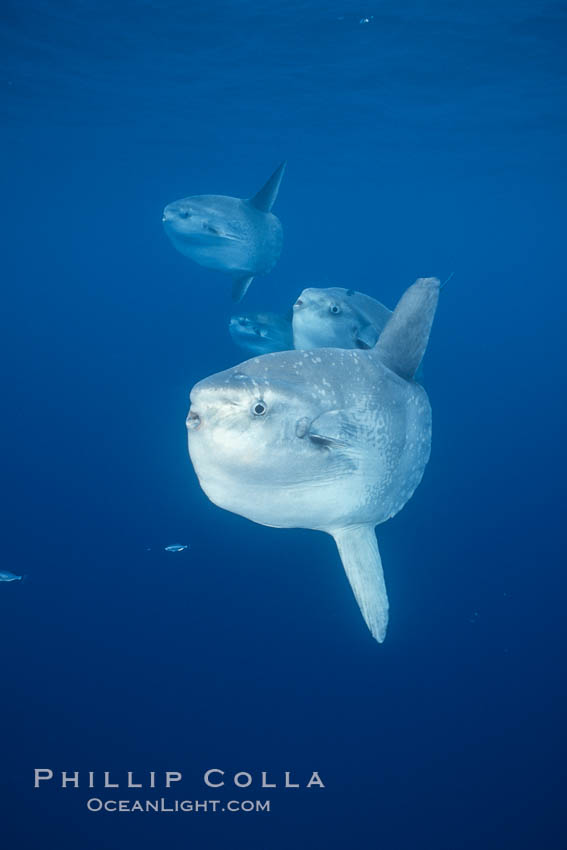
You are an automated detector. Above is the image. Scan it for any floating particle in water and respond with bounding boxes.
[469,610,479,623]
[359,16,374,24]
[0,570,24,582]
[164,544,189,553]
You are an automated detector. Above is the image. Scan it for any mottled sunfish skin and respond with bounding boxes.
[162,162,286,302]
[229,311,293,355]
[0,571,24,582]
[186,277,440,644]
[292,286,392,350]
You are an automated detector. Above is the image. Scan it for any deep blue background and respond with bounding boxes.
[1,2,566,848]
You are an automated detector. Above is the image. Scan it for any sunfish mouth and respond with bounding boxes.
[186,410,201,431]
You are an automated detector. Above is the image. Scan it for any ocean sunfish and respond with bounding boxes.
[229,311,293,355]
[162,162,286,302]
[0,571,24,582]
[229,287,390,357]
[186,277,440,643]
[292,286,392,350]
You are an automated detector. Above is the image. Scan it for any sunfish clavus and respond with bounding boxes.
[162,162,286,302]
[186,277,440,643]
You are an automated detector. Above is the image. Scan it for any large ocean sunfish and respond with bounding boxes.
[292,286,392,350]
[162,162,286,302]
[186,277,440,643]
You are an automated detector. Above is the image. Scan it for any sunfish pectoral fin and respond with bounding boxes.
[248,161,286,213]
[232,275,254,302]
[355,322,380,349]
[374,277,440,380]
[308,433,348,449]
[331,525,389,643]
[308,409,366,452]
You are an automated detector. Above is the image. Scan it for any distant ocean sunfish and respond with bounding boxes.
[162,162,286,302]
[186,277,440,643]
[229,311,293,355]
[292,286,392,350]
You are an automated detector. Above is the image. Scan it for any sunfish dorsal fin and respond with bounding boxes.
[332,525,389,643]
[248,161,286,212]
[374,277,440,380]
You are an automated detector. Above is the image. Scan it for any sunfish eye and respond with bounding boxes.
[252,400,267,416]
[178,210,189,219]
[330,304,341,315]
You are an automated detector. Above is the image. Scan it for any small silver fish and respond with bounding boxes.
[0,570,24,582]
[164,544,189,553]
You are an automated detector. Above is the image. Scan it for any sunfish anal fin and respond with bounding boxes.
[232,275,254,302]
[374,276,439,380]
[248,161,286,213]
[332,525,389,643]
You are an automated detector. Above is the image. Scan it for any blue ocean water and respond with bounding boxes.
[1,1,566,847]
